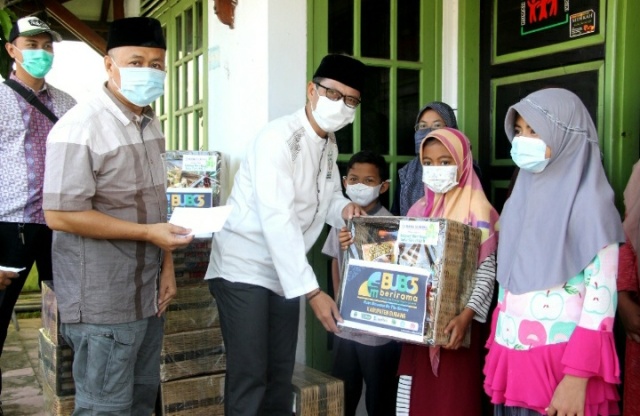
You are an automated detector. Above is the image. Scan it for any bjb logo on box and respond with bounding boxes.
[166,188,213,219]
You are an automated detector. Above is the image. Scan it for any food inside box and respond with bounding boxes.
[338,216,481,346]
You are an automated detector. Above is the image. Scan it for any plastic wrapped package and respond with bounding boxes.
[164,151,225,220]
[338,216,480,346]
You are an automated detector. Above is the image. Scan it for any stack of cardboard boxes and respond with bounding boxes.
[158,151,226,415]
[158,240,226,415]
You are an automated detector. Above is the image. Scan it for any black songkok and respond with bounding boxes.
[106,17,166,52]
[313,54,366,93]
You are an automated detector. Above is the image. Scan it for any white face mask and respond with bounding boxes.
[421,165,458,194]
[312,88,356,133]
[510,135,550,173]
[111,59,166,107]
[346,183,382,207]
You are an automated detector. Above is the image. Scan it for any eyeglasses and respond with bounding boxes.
[414,120,445,131]
[315,82,361,108]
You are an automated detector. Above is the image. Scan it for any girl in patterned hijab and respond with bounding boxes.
[397,127,499,416]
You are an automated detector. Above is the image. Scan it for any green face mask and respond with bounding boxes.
[16,48,54,79]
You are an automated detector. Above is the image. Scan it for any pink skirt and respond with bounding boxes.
[484,339,620,416]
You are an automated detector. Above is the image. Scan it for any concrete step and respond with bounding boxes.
[15,290,41,312]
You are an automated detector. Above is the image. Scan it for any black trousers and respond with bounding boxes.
[209,278,300,416]
[0,222,53,396]
[331,336,401,416]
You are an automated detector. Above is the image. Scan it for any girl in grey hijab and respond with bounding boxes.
[498,88,623,293]
[484,88,624,416]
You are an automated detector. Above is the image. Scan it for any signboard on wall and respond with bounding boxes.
[495,0,601,59]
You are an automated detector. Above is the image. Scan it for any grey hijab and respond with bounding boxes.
[497,88,624,294]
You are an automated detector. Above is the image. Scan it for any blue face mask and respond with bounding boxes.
[414,127,434,155]
[510,135,550,173]
[112,59,166,107]
[16,48,54,79]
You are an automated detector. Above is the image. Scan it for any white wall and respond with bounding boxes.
[207,0,307,183]
[442,0,459,113]
[206,0,309,363]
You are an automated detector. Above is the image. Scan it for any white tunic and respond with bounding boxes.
[205,107,350,298]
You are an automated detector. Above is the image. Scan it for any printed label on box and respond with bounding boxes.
[167,188,213,219]
[397,219,440,246]
[183,154,219,172]
[339,259,430,342]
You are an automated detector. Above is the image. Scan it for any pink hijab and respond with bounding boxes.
[407,127,499,265]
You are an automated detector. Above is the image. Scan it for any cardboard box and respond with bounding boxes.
[172,239,212,254]
[172,252,211,274]
[41,281,66,346]
[173,270,207,287]
[338,217,481,346]
[160,373,225,415]
[165,283,219,334]
[172,251,211,263]
[173,256,209,276]
[42,381,75,415]
[172,239,212,278]
[160,328,226,382]
[38,328,75,396]
[292,364,344,416]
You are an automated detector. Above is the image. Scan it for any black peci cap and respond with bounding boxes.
[313,54,366,94]
[106,17,166,52]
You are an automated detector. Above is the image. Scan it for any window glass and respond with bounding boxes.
[328,0,354,55]
[398,0,420,61]
[360,66,390,155]
[361,0,390,58]
[397,69,420,156]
